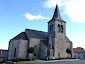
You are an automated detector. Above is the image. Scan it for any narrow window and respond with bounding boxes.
[58,53,60,58]
[34,45,36,56]
[61,25,63,33]
[50,25,51,31]
[58,24,60,32]
[14,48,16,57]
[52,24,53,31]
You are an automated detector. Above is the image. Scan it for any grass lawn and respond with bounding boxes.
[16,60,43,64]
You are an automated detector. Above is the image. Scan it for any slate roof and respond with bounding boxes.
[12,32,28,40]
[25,29,48,39]
[65,36,72,43]
[73,48,85,53]
[49,5,66,23]
[25,29,72,43]
[11,28,72,43]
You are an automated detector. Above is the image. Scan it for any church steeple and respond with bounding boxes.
[48,3,67,59]
[51,5,64,21]
[52,5,60,19]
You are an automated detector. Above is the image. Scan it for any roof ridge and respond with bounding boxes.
[25,29,48,39]
[25,29,48,33]
[12,32,25,39]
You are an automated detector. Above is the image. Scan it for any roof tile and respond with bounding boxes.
[73,48,85,53]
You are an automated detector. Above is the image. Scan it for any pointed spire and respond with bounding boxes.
[52,4,64,21]
[48,4,66,23]
[52,5,60,19]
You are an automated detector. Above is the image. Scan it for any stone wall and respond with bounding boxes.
[8,40,20,59]
[8,40,28,59]
[54,20,67,58]
[48,19,72,58]
[40,42,47,58]
[18,40,28,59]
[29,38,46,58]
[54,36,68,58]
[66,42,70,48]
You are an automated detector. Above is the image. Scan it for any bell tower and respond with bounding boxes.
[48,5,67,58]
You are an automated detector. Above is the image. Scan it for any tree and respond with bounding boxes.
[66,48,71,59]
[27,47,36,61]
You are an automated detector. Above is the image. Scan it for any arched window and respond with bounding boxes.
[58,24,60,32]
[50,25,51,31]
[34,45,36,56]
[61,25,63,33]
[14,48,16,57]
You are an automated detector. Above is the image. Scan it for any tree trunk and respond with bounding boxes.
[30,54,32,61]
[68,53,69,59]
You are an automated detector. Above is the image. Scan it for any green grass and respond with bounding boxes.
[16,60,43,64]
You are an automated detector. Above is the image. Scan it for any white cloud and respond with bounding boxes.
[43,0,85,23]
[63,0,85,23]
[43,0,57,8]
[43,0,67,8]
[24,13,49,20]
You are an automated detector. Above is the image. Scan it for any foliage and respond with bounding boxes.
[66,48,71,54]
[27,47,36,61]
[27,47,36,54]
[66,48,72,58]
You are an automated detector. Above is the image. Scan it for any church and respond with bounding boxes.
[8,5,73,59]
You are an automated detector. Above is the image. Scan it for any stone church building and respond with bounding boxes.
[8,5,73,59]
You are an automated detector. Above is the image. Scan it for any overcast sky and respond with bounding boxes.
[0,0,85,50]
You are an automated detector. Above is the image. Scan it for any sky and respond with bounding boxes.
[0,0,85,50]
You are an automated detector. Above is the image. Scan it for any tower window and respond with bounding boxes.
[58,24,60,32]
[61,25,63,33]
